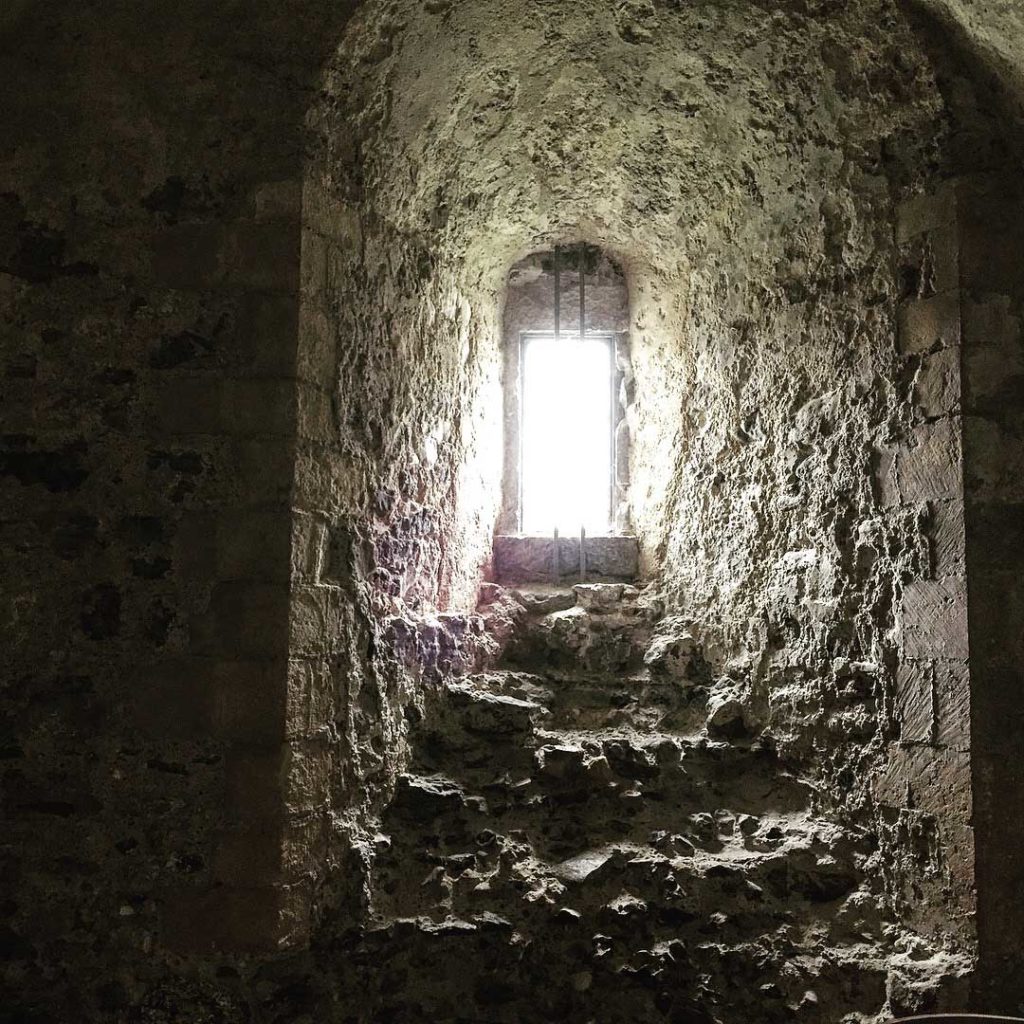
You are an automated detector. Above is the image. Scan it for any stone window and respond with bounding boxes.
[498,245,631,539]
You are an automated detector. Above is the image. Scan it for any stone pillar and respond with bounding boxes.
[958,173,1024,1013]
[888,172,1024,1008]
[877,182,975,940]
[156,184,309,954]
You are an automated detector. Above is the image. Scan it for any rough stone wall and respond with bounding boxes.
[3,0,1023,1019]
[300,4,979,965]
[286,153,506,921]
[598,0,979,954]
[0,1,358,1015]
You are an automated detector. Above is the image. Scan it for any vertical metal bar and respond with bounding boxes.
[609,335,616,533]
[578,246,585,340]
[552,526,560,583]
[518,332,526,533]
[580,525,586,581]
[553,245,561,343]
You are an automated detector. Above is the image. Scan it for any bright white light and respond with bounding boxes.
[521,333,612,535]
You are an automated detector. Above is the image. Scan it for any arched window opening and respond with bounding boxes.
[495,244,636,583]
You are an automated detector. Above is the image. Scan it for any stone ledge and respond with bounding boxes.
[492,534,638,583]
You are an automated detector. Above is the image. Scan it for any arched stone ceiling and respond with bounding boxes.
[902,0,1024,158]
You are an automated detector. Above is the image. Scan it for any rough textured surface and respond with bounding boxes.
[331,583,973,1023]
[493,535,640,584]
[3,0,1024,1020]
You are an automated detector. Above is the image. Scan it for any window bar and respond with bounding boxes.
[552,526,560,582]
[579,525,587,581]
[610,335,617,534]
[517,330,526,533]
[554,245,561,343]
[578,245,585,340]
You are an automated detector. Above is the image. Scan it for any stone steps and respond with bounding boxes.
[357,584,966,1023]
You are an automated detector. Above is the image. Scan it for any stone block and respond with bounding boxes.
[897,293,960,356]
[896,418,961,503]
[221,216,300,292]
[221,378,296,438]
[235,291,300,376]
[232,439,295,504]
[900,577,969,660]
[894,655,970,749]
[958,177,1024,298]
[965,500,1024,576]
[873,743,972,822]
[292,443,362,511]
[963,415,1024,503]
[296,305,337,388]
[212,816,326,888]
[191,581,290,659]
[586,535,641,579]
[208,658,288,745]
[285,659,337,739]
[896,660,933,745]
[962,294,1022,353]
[288,583,347,657]
[899,220,959,299]
[150,378,223,435]
[300,228,328,298]
[219,506,291,582]
[290,511,328,583]
[913,346,960,420]
[964,344,1024,413]
[173,512,220,584]
[295,380,334,440]
[150,378,295,439]
[302,180,362,247]
[131,656,213,740]
[212,826,284,887]
[492,534,638,583]
[251,179,302,220]
[935,659,970,751]
[149,223,224,290]
[283,737,333,815]
[161,881,311,954]
[926,222,959,295]
[897,182,956,244]
[926,499,965,578]
[224,747,286,825]
[960,559,1024,667]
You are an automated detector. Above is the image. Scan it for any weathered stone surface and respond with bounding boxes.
[898,293,961,356]
[927,499,966,578]
[363,586,973,1022]
[7,0,1023,1016]
[913,346,962,420]
[896,418,963,503]
[492,535,639,583]
[900,577,970,660]
[897,659,935,744]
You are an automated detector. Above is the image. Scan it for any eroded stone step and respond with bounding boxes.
[334,909,966,1024]
[464,666,786,749]
[373,833,874,988]
[500,600,657,675]
[376,778,859,911]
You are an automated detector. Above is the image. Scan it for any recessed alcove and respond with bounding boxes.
[493,244,639,584]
